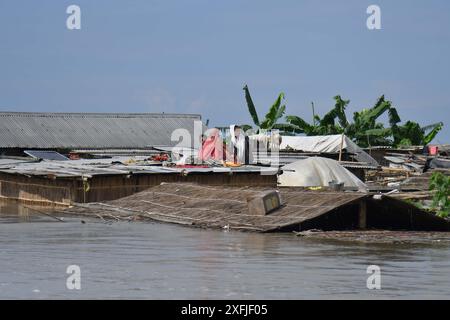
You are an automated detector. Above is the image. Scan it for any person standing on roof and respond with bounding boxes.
[198,128,225,162]
[229,125,250,164]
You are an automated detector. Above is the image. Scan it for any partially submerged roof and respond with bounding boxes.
[65,183,367,232]
[0,112,201,149]
[63,182,450,232]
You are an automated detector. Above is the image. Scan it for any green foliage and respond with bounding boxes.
[240,124,253,132]
[423,122,444,145]
[282,96,346,136]
[393,121,423,146]
[243,85,259,127]
[398,138,412,147]
[282,94,444,147]
[259,92,286,129]
[429,172,450,218]
[320,95,349,128]
[284,115,315,134]
[282,95,395,147]
[241,86,444,146]
[242,85,286,131]
[390,121,444,147]
[388,107,401,127]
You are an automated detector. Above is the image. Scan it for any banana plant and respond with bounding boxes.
[280,95,349,135]
[282,94,443,147]
[321,95,350,129]
[243,87,444,146]
[421,122,444,145]
[242,85,287,132]
[346,95,395,147]
[365,119,443,147]
[392,121,444,146]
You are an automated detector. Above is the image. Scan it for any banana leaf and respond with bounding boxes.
[423,122,443,144]
[364,128,392,136]
[260,93,285,129]
[360,95,391,124]
[285,115,314,134]
[388,106,401,127]
[273,123,302,133]
[334,95,350,128]
[243,85,260,127]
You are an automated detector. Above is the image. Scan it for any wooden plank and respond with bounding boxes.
[359,200,367,229]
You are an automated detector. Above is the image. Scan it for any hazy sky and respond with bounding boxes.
[1,0,449,142]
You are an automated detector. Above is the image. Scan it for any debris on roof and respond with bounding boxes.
[401,169,450,191]
[383,153,428,172]
[24,150,69,161]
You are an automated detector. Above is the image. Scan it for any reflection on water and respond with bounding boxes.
[0,200,35,223]
[0,201,449,299]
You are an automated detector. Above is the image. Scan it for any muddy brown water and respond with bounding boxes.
[0,201,449,299]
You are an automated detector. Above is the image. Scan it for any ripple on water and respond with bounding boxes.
[0,207,449,299]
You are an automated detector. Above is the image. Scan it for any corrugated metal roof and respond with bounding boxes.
[253,153,379,170]
[384,156,406,164]
[0,158,37,166]
[0,112,201,149]
[0,157,278,178]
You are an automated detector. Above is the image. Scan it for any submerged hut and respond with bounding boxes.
[0,112,280,205]
[63,182,450,233]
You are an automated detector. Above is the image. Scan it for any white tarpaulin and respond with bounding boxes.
[280,134,378,166]
[278,157,368,192]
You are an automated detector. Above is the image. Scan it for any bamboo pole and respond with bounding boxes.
[358,200,367,229]
[21,204,65,222]
[338,133,345,162]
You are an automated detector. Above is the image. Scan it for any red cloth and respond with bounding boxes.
[198,129,224,161]
[176,165,210,168]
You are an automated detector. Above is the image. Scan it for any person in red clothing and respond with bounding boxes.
[198,128,226,162]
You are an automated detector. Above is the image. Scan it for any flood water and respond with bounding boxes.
[0,201,449,299]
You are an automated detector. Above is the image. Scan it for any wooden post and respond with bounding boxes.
[359,200,367,229]
[245,136,250,165]
[256,140,260,164]
[338,133,344,162]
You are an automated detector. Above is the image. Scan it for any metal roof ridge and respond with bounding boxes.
[0,111,202,119]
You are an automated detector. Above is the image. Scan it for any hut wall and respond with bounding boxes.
[295,204,361,232]
[366,197,450,231]
[0,171,277,205]
[0,172,77,206]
